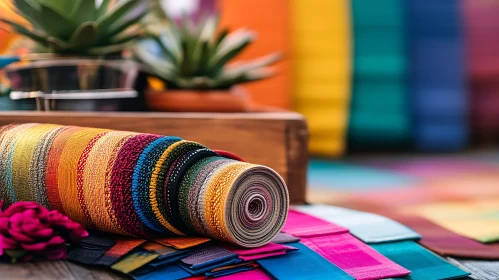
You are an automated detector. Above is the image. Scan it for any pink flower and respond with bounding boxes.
[0,201,88,261]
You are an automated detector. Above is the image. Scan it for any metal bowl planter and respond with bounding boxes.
[5,58,143,111]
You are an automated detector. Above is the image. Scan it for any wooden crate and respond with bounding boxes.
[0,111,309,204]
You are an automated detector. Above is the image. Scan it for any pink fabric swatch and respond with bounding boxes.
[301,233,410,280]
[217,268,272,280]
[229,243,297,255]
[227,242,297,261]
[240,251,287,261]
[283,209,349,237]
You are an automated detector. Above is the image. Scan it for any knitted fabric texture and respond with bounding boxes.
[0,124,289,248]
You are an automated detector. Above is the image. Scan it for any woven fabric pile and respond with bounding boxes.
[0,123,289,248]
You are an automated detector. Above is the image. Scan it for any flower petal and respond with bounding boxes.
[30,228,54,239]
[69,228,89,242]
[46,236,65,246]
[8,229,35,243]
[20,242,48,251]
[0,217,9,234]
[3,236,19,249]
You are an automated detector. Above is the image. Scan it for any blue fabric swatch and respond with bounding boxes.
[133,264,191,280]
[205,266,255,278]
[179,257,242,275]
[257,242,353,280]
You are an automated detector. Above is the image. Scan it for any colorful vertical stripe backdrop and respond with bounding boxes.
[286,0,498,156]
[292,0,352,156]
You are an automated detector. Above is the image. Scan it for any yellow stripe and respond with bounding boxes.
[11,124,61,201]
[57,128,108,224]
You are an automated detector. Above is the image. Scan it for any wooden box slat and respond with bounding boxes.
[0,111,309,204]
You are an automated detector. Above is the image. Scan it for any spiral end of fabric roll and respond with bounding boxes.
[224,165,289,248]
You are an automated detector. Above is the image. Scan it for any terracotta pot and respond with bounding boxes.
[145,86,251,112]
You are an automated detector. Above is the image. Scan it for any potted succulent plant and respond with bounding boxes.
[0,0,150,111]
[133,15,280,112]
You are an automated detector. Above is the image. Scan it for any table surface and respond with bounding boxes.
[0,261,124,280]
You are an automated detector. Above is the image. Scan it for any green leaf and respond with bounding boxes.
[225,52,281,75]
[96,0,140,35]
[97,0,111,17]
[71,0,99,25]
[38,0,74,14]
[214,28,229,48]
[5,249,27,263]
[69,22,97,46]
[0,19,47,45]
[198,41,211,75]
[12,0,42,29]
[215,68,274,89]
[109,27,143,45]
[105,6,148,40]
[154,35,180,65]
[35,1,77,39]
[209,28,254,73]
[209,41,252,74]
[133,46,176,81]
[47,36,72,52]
[87,43,130,55]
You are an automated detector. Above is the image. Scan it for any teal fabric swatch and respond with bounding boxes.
[371,241,470,280]
[257,242,353,280]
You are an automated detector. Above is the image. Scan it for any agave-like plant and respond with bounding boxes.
[134,15,280,90]
[0,0,151,56]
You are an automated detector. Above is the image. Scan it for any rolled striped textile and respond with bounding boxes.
[0,124,289,248]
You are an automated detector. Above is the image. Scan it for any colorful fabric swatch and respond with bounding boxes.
[447,258,499,280]
[111,251,159,274]
[204,262,258,278]
[133,264,191,280]
[270,232,300,244]
[407,201,499,243]
[294,204,421,243]
[216,268,271,280]
[67,234,116,265]
[301,234,410,280]
[131,252,190,276]
[180,244,237,269]
[393,215,499,259]
[283,209,348,237]
[153,237,210,250]
[94,238,147,266]
[257,242,354,280]
[371,241,469,280]
[227,243,298,261]
[179,257,242,275]
[0,123,289,248]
